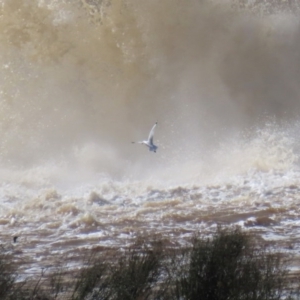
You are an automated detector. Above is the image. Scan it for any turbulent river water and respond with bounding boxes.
[1,0,300,279]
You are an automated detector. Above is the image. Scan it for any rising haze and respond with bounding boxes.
[0,0,300,278]
[0,0,299,181]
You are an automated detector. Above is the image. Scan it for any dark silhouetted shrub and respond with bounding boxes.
[106,241,164,300]
[0,252,16,299]
[71,256,109,300]
[0,228,296,299]
[172,227,285,300]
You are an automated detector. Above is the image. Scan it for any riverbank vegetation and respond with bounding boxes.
[0,227,299,299]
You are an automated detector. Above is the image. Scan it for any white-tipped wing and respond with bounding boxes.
[148,122,157,144]
[132,141,147,145]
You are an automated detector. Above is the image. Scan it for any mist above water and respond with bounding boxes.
[2,2,300,278]
[0,0,299,185]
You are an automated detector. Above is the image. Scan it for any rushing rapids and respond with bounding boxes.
[0,0,300,279]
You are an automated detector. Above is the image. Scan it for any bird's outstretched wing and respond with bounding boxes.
[148,122,157,144]
[132,141,146,144]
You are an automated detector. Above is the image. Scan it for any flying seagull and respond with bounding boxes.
[132,122,158,153]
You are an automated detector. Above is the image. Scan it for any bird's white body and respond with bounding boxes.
[132,122,158,153]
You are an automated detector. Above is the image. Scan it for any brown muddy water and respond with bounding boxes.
[0,0,300,281]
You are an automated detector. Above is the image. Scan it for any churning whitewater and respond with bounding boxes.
[0,0,300,278]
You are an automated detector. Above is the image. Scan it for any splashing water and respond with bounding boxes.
[0,0,300,278]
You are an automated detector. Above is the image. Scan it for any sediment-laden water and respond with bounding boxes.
[0,0,300,280]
